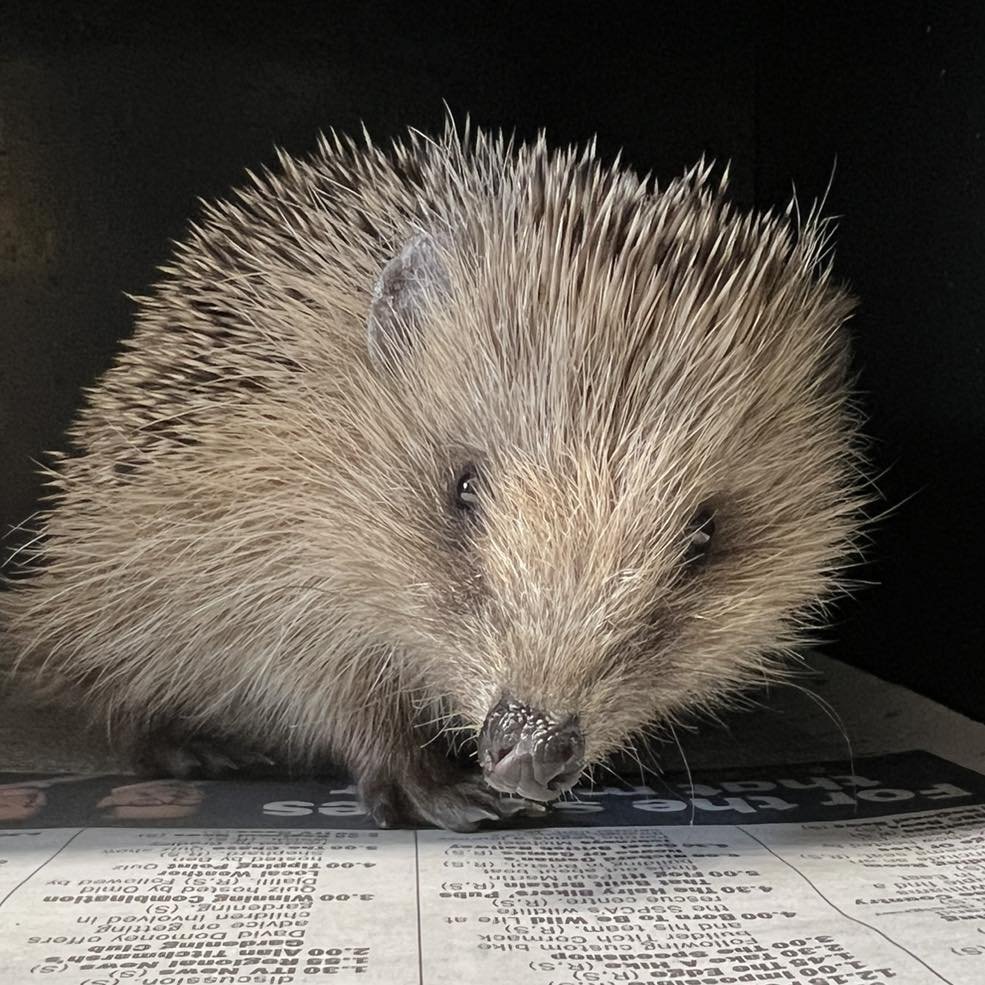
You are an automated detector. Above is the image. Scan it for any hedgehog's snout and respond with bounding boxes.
[477,696,585,802]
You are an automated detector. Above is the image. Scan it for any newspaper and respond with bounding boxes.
[0,749,982,984]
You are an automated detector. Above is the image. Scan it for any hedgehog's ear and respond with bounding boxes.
[367,231,450,372]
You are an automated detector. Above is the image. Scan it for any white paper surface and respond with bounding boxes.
[1,804,983,984]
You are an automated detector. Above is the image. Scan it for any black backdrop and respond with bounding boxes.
[1,2,982,719]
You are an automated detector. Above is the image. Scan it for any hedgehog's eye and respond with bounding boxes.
[454,468,481,514]
[683,506,715,566]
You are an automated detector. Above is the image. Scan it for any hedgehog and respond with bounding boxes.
[0,118,868,832]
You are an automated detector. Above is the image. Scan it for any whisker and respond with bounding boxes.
[669,722,696,826]
[782,680,857,806]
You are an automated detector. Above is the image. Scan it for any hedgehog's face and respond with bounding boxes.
[365,208,862,804]
[446,453,727,803]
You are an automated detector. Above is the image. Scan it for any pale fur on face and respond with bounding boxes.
[0,117,869,773]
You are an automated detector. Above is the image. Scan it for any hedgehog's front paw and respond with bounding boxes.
[132,725,276,780]
[358,764,547,833]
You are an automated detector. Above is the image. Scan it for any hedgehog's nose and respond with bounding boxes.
[478,696,585,803]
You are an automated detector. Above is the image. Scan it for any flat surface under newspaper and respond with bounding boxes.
[1,749,983,984]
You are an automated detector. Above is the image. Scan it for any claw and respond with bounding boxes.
[500,797,547,817]
[358,767,551,832]
[134,727,276,780]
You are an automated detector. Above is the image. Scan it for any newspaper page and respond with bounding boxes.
[0,749,982,984]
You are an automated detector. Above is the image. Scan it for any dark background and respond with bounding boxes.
[1,2,982,719]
